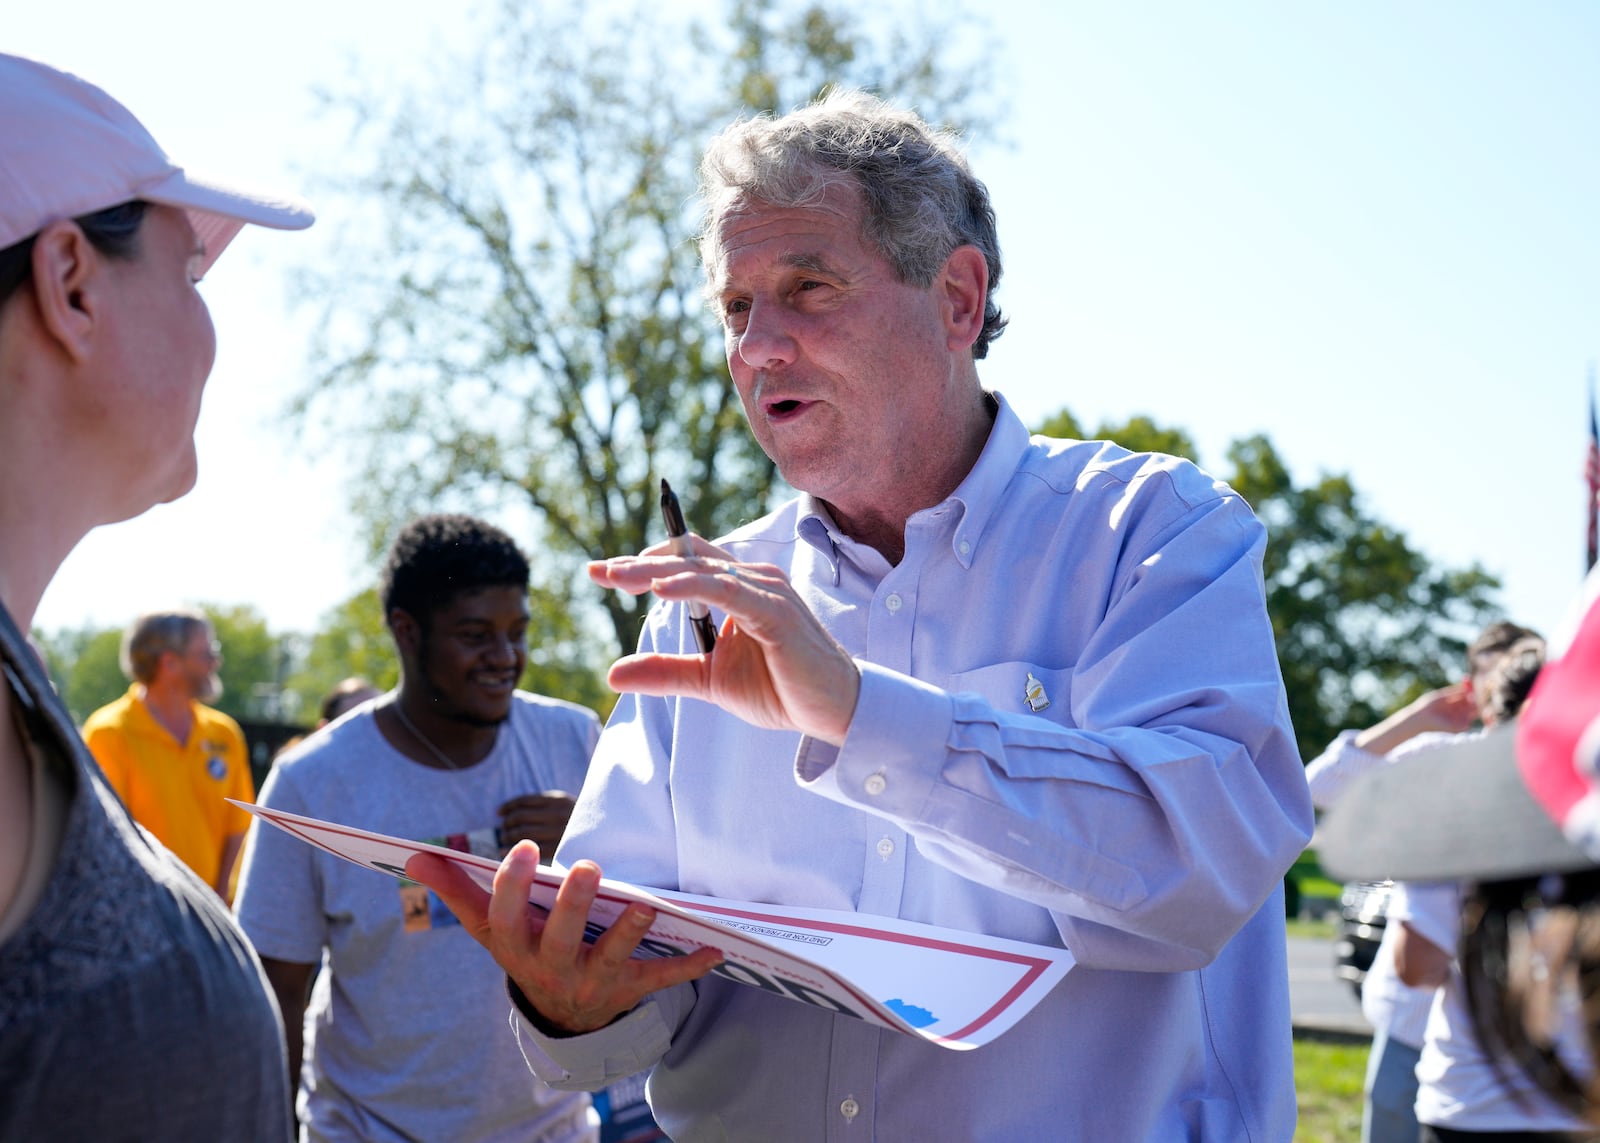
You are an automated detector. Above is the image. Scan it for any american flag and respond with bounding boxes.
[1589,367,1599,571]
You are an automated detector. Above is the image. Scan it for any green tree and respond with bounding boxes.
[290,0,1000,661]
[33,624,125,726]
[203,604,295,724]
[1036,410,1200,462]
[283,588,397,720]
[1033,409,1500,761]
[517,578,617,720]
[1224,434,1498,759]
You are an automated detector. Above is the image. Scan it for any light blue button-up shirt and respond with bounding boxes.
[529,394,1313,1141]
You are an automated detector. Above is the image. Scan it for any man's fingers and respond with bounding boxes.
[606,651,713,698]
[499,792,574,817]
[405,852,491,936]
[588,551,754,597]
[636,944,726,994]
[500,805,574,829]
[588,906,657,973]
[588,907,724,998]
[537,859,605,960]
[487,841,544,945]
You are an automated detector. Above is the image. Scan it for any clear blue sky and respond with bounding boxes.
[14,1,1599,647]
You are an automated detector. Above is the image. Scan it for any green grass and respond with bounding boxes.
[1294,1036,1367,1142]
[1286,915,1337,941]
[1290,846,1367,1140]
[1289,847,1344,905]
[1298,874,1343,901]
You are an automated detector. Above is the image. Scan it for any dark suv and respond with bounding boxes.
[1333,879,1393,999]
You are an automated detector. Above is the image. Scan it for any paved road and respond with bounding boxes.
[1288,933,1370,1038]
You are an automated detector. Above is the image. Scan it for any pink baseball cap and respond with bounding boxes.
[1322,571,1600,883]
[0,52,313,275]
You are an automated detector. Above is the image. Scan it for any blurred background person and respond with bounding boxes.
[82,609,254,902]
[1383,638,1590,1141]
[235,514,600,1143]
[1325,587,1600,1138]
[318,676,381,727]
[1307,621,1542,1143]
[0,51,311,1139]
[267,677,385,767]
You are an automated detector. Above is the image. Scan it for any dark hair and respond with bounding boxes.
[1470,621,1543,664]
[379,514,529,624]
[1480,637,1546,727]
[699,90,1007,359]
[0,200,149,307]
[320,677,379,723]
[1460,870,1600,1122]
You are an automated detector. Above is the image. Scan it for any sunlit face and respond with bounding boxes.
[1470,649,1511,725]
[410,585,529,728]
[89,204,217,520]
[710,183,969,524]
[176,624,222,702]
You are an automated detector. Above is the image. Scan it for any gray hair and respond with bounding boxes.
[698,89,1007,359]
[121,609,209,683]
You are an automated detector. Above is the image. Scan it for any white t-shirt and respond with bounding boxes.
[1307,729,1460,1048]
[235,694,600,1143]
[1396,881,1590,1133]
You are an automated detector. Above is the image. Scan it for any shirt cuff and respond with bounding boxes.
[795,660,952,815]
[508,979,677,1088]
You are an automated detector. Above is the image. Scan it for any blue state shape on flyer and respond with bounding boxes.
[884,998,937,1028]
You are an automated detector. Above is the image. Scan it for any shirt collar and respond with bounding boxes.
[933,390,1029,569]
[793,389,1030,574]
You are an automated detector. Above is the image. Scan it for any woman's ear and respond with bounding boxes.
[29,220,99,363]
[938,244,989,353]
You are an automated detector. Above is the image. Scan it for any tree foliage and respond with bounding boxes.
[34,604,291,726]
[206,604,289,724]
[290,0,1000,660]
[279,588,396,723]
[1037,409,1501,761]
[34,624,125,727]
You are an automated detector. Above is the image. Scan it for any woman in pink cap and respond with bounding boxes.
[0,52,311,1139]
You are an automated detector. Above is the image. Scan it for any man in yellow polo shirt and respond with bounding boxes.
[83,611,255,901]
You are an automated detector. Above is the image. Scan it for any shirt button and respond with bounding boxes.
[876,837,895,858]
[884,592,902,613]
[958,538,971,556]
[864,773,887,796]
[840,1098,860,1121]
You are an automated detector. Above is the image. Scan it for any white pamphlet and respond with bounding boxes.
[234,801,1074,1050]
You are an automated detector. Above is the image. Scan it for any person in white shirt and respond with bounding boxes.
[1324,606,1600,1139]
[1307,622,1541,1143]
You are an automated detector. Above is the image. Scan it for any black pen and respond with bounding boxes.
[659,479,717,654]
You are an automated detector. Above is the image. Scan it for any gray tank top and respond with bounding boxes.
[0,601,294,1141]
